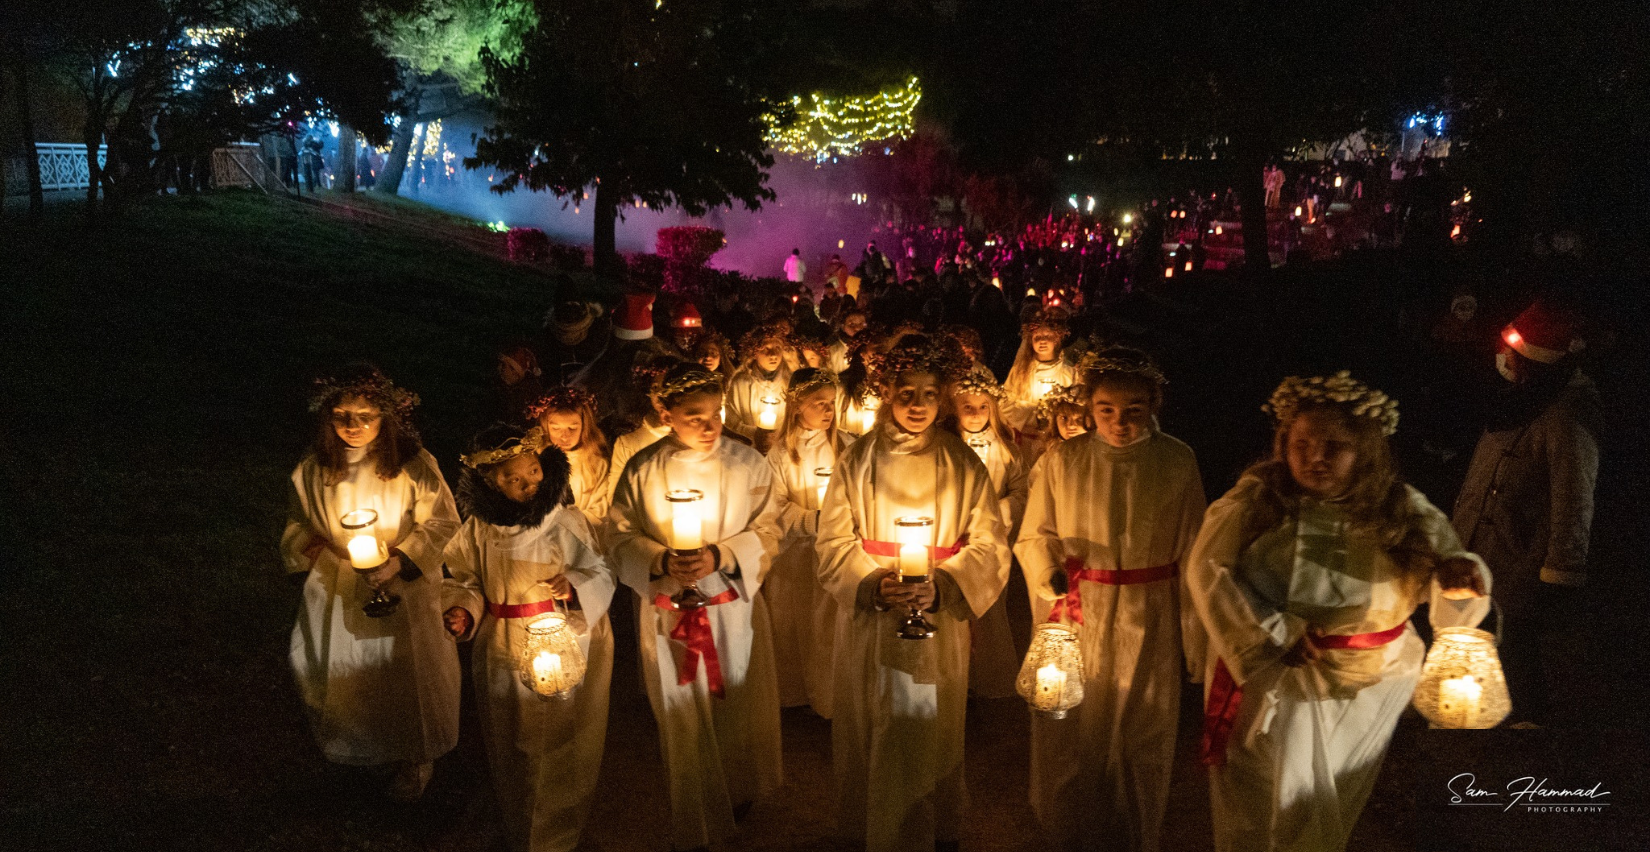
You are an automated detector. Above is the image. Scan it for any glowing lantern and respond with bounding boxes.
[1215,225,1223,235]
[664,489,708,609]
[1185,261,1193,272]
[893,516,936,640]
[1122,213,1133,224]
[1017,623,1084,718]
[341,509,399,618]
[757,396,782,431]
[1294,205,1303,217]
[1412,627,1511,729]
[1451,224,1462,238]
[518,607,586,700]
[814,466,832,508]
[1164,266,1174,279]
[1334,175,1344,187]
[858,397,880,433]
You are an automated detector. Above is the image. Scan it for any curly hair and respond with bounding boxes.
[310,363,422,485]
[526,385,610,459]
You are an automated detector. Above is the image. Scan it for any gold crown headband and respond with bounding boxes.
[461,426,551,469]
[786,369,839,403]
[1037,384,1090,421]
[1265,371,1400,436]
[951,373,1006,401]
[1076,350,1168,386]
[654,368,725,403]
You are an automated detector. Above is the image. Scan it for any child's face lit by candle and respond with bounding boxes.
[663,391,724,452]
[331,396,382,448]
[1054,407,1091,440]
[954,392,993,434]
[1030,328,1063,361]
[695,346,721,372]
[802,348,824,368]
[540,410,584,452]
[888,371,941,434]
[796,386,837,431]
[753,342,785,373]
[487,452,543,504]
[1285,409,1359,499]
[1090,380,1158,448]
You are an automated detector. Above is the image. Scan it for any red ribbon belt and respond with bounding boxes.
[860,537,966,562]
[653,588,741,698]
[1047,558,1179,626]
[487,598,560,620]
[1199,620,1409,767]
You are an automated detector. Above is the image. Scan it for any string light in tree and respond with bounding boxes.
[766,77,922,162]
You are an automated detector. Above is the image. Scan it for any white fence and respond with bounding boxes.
[3,143,107,195]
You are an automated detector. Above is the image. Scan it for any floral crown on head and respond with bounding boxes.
[786,369,839,403]
[524,385,596,421]
[1037,384,1090,421]
[1265,370,1399,436]
[1024,306,1071,333]
[654,367,725,404]
[461,426,550,469]
[951,372,1006,401]
[871,337,970,399]
[1076,347,1167,386]
[309,366,419,418]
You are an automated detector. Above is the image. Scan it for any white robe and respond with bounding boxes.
[281,446,461,766]
[441,507,616,852]
[816,423,1010,852]
[961,426,1031,698]
[603,419,671,509]
[837,391,881,438]
[1186,477,1492,852]
[566,445,611,534]
[1002,359,1077,437]
[608,434,784,850]
[764,427,855,715]
[724,368,789,440]
[1014,431,1207,852]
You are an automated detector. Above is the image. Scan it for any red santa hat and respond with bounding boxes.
[1503,300,1583,364]
[613,293,655,341]
[672,301,703,328]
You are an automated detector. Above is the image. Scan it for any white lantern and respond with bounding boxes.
[518,610,586,700]
[1017,622,1084,719]
[892,516,936,640]
[664,489,705,552]
[340,508,399,618]
[1412,627,1511,729]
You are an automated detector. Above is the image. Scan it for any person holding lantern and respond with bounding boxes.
[1014,348,1205,852]
[280,363,461,801]
[947,371,1029,699]
[526,386,611,536]
[441,424,615,852]
[815,335,1011,852]
[1002,308,1078,459]
[764,367,858,716]
[1186,371,1492,852]
[1452,299,1599,726]
[607,361,784,852]
[725,323,794,446]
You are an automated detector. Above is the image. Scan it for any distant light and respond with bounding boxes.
[1184,261,1193,271]
[1067,154,1075,162]
[1505,329,1522,346]
[328,121,339,138]
[838,239,845,248]
[1293,205,1303,217]
[1164,267,1174,278]
[1068,195,1079,209]
[1085,196,1096,213]
[1214,225,1223,235]
[1026,287,1037,297]
[1122,213,1133,224]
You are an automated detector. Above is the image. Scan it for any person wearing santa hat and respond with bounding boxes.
[572,292,676,440]
[1453,299,1600,727]
[668,301,707,356]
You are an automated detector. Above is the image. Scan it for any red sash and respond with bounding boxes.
[653,587,741,698]
[1199,620,1409,767]
[1047,558,1179,626]
[860,537,966,563]
[486,598,561,620]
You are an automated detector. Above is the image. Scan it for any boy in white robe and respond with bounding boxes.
[280,365,461,801]
[816,336,1010,852]
[607,364,784,851]
[441,426,616,852]
[1186,372,1491,852]
[1014,349,1205,852]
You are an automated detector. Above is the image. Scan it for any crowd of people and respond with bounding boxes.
[280,278,1597,852]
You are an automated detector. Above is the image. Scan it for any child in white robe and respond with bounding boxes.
[725,323,793,443]
[280,364,460,801]
[1001,307,1077,459]
[528,385,612,536]
[816,335,1010,852]
[1187,371,1492,852]
[1015,349,1205,852]
[441,425,615,852]
[607,363,784,851]
[948,372,1029,698]
[764,367,857,716]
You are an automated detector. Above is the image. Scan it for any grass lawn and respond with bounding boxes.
[2,191,1646,851]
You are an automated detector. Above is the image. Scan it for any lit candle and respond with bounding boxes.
[347,534,387,569]
[532,651,564,690]
[1037,379,1055,399]
[666,489,704,551]
[1184,261,1193,272]
[1439,675,1482,728]
[814,467,832,507]
[1035,664,1067,710]
[894,516,933,580]
[1215,225,1223,235]
[757,396,781,430]
[1164,266,1174,278]
[859,398,880,433]
[967,436,989,460]
[898,543,928,579]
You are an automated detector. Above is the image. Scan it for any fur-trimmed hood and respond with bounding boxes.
[456,445,573,529]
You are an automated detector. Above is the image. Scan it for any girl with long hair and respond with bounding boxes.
[725,323,795,442]
[1187,371,1491,852]
[279,363,461,801]
[1002,308,1077,455]
[441,424,615,852]
[527,386,611,535]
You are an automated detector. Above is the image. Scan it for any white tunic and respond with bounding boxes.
[566,445,611,533]
[724,368,789,439]
[816,424,1010,852]
[764,427,855,715]
[607,435,784,850]
[1002,359,1077,435]
[1014,431,1206,852]
[603,419,671,508]
[961,426,1031,698]
[441,507,615,852]
[1186,477,1492,852]
[281,446,461,766]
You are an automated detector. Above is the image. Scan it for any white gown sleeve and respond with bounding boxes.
[395,451,461,579]
[1408,486,1494,630]
[440,521,485,642]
